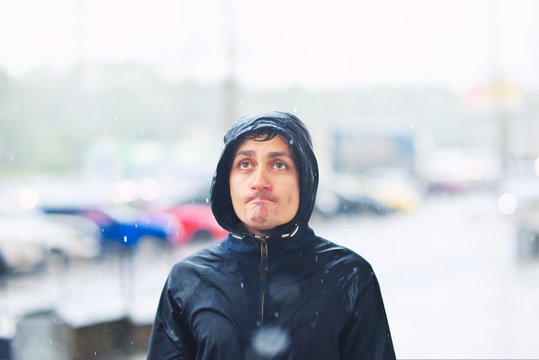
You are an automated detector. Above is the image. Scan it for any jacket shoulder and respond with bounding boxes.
[167,243,225,300]
[313,236,375,287]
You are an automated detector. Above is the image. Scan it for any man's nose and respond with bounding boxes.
[250,167,271,190]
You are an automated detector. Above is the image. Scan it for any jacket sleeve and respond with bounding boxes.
[147,273,195,360]
[340,272,396,360]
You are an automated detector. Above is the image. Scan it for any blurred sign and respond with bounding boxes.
[463,81,523,111]
[333,130,415,174]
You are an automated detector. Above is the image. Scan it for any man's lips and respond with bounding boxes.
[245,192,278,203]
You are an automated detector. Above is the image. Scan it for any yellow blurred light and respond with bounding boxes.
[138,177,160,201]
[19,187,39,209]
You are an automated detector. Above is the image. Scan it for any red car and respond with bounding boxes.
[157,204,227,246]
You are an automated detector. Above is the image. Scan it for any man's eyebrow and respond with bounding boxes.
[268,151,292,158]
[233,150,293,159]
[234,150,254,158]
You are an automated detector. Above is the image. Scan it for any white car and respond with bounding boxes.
[0,212,100,273]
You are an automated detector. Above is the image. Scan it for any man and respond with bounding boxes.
[147,111,395,359]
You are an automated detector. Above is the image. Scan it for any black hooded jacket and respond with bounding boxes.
[147,112,395,359]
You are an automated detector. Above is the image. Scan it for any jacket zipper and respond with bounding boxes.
[258,237,269,326]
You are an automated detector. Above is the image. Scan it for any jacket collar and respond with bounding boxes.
[225,223,314,260]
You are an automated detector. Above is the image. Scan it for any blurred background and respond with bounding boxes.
[1,0,539,358]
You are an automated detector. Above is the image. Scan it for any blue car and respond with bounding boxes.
[40,205,179,250]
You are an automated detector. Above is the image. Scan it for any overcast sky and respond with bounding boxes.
[1,0,539,91]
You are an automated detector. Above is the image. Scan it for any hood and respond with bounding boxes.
[210,111,319,237]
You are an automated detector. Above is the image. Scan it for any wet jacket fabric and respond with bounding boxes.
[147,112,395,359]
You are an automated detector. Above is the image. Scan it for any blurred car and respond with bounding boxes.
[153,204,227,245]
[418,148,500,194]
[497,162,539,261]
[0,250,10,278]
[497,171,539,216]
[315,184,394,218]
[315,173,421,218]
[40,204,179,250]
[0,212,99,273]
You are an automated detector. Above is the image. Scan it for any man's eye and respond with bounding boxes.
[239,161,251,169]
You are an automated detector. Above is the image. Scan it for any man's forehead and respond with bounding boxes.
[235,134,292,155]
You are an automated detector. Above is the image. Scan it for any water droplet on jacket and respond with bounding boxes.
[241,282,244,288]
[252,326,290,357]
[274,312,279,318]
[314,255,318,263]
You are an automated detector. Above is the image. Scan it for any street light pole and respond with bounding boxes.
[222,0,238,129]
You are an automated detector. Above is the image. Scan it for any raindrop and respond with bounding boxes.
[314,255,318,263]
[123,236,127,243]
[205,197,209,204]
[241,282,244,288]
[497,193,517,215]
[320,279,324,284]
[289,139,294,145]
[410,122,414,129]
[353,267,358,273]
[274,312,279,318]
[252,326,290,357]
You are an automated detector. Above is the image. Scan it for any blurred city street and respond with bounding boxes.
[318,193,539,359]
[1,193,538,358]
[2,1,539,359]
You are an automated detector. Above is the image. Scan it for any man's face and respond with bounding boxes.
[229,134,300,237]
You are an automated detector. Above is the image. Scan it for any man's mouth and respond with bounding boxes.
[246,192,278,203]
